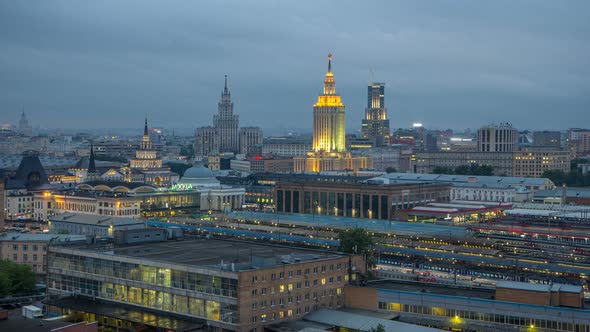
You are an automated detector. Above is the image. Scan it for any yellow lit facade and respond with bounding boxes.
[296,54,372,173]
[312,54,346,153]
[128,118,172,186]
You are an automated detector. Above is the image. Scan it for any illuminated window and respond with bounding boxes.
[279,285,285,293]
[288,284,293,291]
[321,278,326,285]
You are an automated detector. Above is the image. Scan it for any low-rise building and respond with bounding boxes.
[47,238,366,332]
[404,201,513,222]
[275,181,450,220]
[346,280,590,332]
[33,190,142,220]
[533,187,590,206]
[48,213,144,237]
[450,182,531,203]
[3,151,55,220]
[496,281,583,308]
[231,157,294,174]
[262,139,312,157]
[354,146,410,172]
[413,150,570,177]
[0,232,86,275]
[369,173,552,201]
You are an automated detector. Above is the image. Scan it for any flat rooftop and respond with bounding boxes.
[367,279,495,300]
[228,211,469,237]
[78,238,344,271]
[50,213,143,227]
[0,233,87,243]
[0,309,80,332]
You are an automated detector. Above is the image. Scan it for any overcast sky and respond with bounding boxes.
[1,1,589,134]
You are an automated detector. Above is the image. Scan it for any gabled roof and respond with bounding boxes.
[4,151,51,190]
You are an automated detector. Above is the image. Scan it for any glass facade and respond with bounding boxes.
[136,191,201,212]
[48,251,238,324]
[379,301,588,332]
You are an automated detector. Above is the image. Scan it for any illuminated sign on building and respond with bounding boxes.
[171,183,193,191]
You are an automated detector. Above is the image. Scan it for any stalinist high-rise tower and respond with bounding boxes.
[312,53,346,153]
[213,76,240,153]
[295,54,372,173]
[194,76,263,157]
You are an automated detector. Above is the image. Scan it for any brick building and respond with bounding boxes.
[47,238,365,332]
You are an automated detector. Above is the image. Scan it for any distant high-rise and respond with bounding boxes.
[18,110,33,136]
[477,123,518,152]
[361,82,390,147]
[195,76,262,157]
[294,54,372,173]
[312,54,346,153]
[214,75,240,153]
[239,127,262,155]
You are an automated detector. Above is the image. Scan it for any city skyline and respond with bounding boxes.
[1,1,589,131]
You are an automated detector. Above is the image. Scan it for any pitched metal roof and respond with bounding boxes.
[4,151,51,190]
[304,309,443,332]
[374,172,552,187]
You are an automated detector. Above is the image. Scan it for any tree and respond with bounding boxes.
[542,169,590,187]
[180,144,194,158]
[167,162,193,177]
[338,228,376,269]
[0,259,36,297]
[454,165,470,175]
[470,164,494,176]
[432,166,453,174]
[369,324,386,332]
[338,228,374,254]
[385,167,397,174]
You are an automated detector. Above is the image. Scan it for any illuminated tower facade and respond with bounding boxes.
[129,118,170,186]
[294,54,372,173]
[213,75,240,153]
[312,54,346,153]
[131,118,160,166]
[361,82,390,146]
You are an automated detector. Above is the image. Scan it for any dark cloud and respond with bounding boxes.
[0,0,588,132]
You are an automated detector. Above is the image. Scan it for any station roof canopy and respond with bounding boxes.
[303,308,443,332]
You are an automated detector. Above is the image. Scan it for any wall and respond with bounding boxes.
[236,255,365,332]
[344,286,378,311]
[0,240,48,274]
[496,288,550,306]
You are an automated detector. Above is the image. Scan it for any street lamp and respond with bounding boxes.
[312,200,319,238]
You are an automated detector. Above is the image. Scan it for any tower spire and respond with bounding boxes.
[223,75,229,95]
[88,143,96,174]
[323,53,336,95]
[144,117,148,136]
